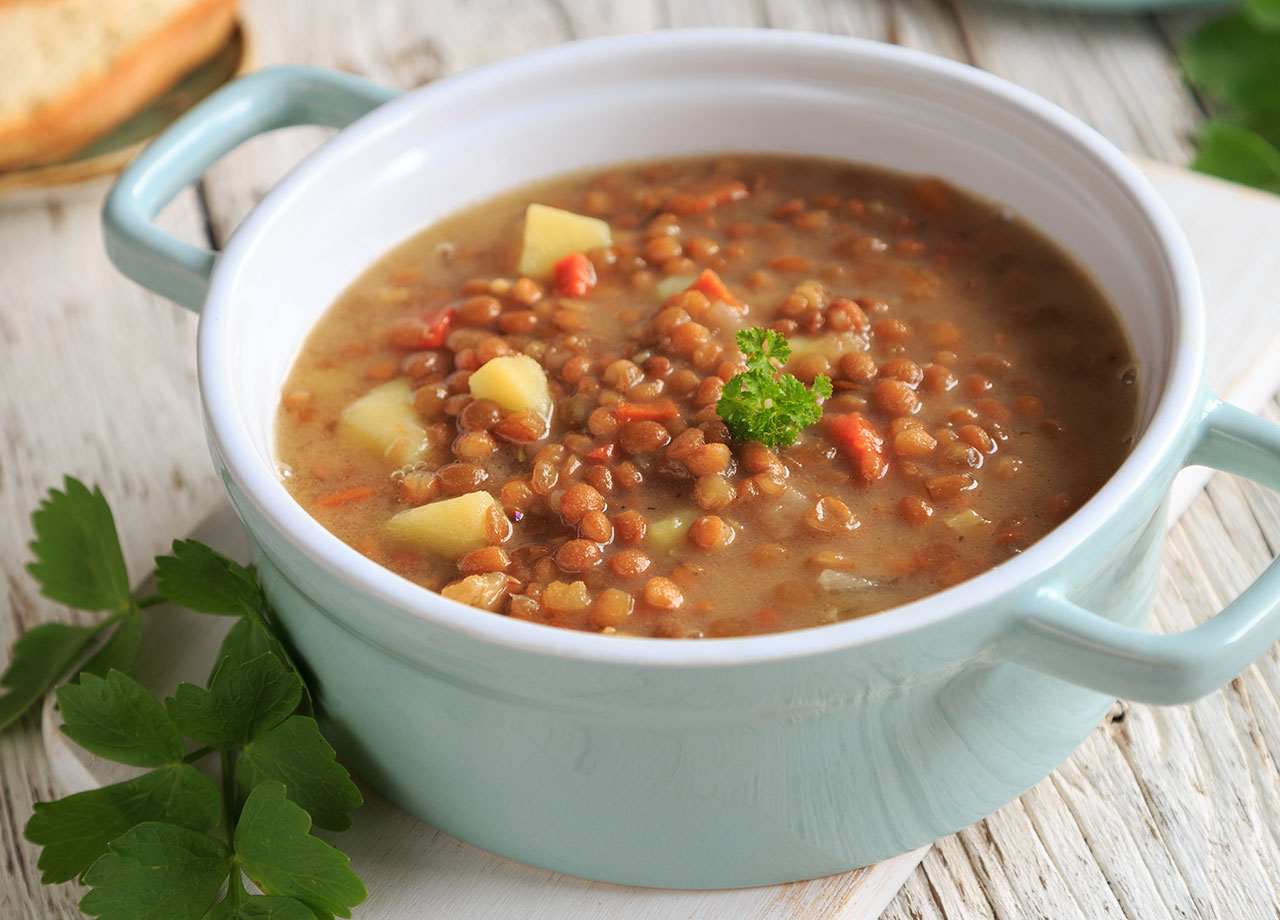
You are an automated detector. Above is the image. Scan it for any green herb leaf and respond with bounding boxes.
[716,328,831,449]
[25,763,220,883]
[27,477,132,612]
[1247,0,1280,31]
[56,671,185,767]
[239,716,363,832]
[166,653,301,749]
[81,608,144,679]
[203,896,316,920]
[79,822,232,920]
[1192,120,1280,193]
[215,618,275,676]
[156,540,265,618]
[1181,15,1280,115]
[0,621,99,731]
[236,782,367,919]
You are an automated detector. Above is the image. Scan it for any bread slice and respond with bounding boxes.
[0,0,239,171]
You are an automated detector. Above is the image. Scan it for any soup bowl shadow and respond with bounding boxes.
[103,30,1280,888]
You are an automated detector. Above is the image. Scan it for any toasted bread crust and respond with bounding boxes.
[0,0,239,171]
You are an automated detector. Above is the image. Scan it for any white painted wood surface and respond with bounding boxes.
[4,2,1280,918]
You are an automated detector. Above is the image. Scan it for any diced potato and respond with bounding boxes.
[654,273,698,303]
[441,572,512,611]
[544,580,591,612]
[338,380,428,467]
[649,511,694,551]
[469,354,551,417]
[386,491,506,559]
[517,203,611,278]
[943,508,992,537]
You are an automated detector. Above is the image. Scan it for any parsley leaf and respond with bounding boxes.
[79,822,233,920]
[25,764,221,884]
[57,671,186,767]
[236,781,367,919]
[156,540,265,618]
[0,622,100,731]
[1252,0,1280,29]
[239,716,363,832]
[166,653,302,750]
[202,896,316,920]
[27,477,132,612]
[215,618,276,676]
[716,327,832,448]
[1193,119,1280,193]
[81,608,144,679]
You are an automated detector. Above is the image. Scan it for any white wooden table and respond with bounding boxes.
[4,2,1280,918]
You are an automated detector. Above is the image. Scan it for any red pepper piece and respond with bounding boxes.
[829,412,889,483]
[615,399,680,423]
[687,268,740,306]
[552,252,597,298]
[420,306,454,348]
[584,442,618,463]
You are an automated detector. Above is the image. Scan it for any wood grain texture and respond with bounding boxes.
[6,1,1280,918]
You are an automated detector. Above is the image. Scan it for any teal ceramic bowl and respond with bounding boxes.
[103,31,1280,888]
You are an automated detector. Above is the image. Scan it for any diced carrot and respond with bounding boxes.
[828,412,889,483]
[686,268,740,306]
[615,399,679,423]
[585,442,618,463]
[552,252,597,298]
[315,486,375,508]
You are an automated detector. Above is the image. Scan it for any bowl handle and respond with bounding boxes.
[103,66,399,311]
[1002,397,1280,704]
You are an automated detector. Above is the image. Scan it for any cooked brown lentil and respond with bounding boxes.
[277,155,1138,638]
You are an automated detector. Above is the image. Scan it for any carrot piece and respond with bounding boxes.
[552,252,597,297]
[828,412,889,483]
[687,268,740,306]
[614,399,679,423]
[585,442,618,463]
[315,486,375,508]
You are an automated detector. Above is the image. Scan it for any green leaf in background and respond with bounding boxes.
[238,716,363,832]
[56,671,186,767]
[166,653,301,749]
[80,608,144,679]
[27,477,131,612]
[79,822,232,920]
[1193,120,1280,194]
[25,763,221,883]
[236,782,367,920]
[1181,15,1280,115]
[156,540,265,618]
[1247,0,1280,31]
[202,896,316,920]
[0,621,99,731]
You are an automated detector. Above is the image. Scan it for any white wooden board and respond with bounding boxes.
[36,161,1280,918]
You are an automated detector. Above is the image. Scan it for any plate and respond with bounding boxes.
[0,20,253,209]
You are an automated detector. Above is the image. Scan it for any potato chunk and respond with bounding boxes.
[386,491,506,559]
[517,203,611,278]
[468,354,551,417]
[337,379,428,467]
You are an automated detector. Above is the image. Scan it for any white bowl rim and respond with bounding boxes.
[200,28,1205,668]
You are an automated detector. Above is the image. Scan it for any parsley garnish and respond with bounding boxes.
[5,478,366,919]
[1179,0,1280,193]
[716,327,832,448]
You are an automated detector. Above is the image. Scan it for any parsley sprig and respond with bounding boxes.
[1180,0,1280,193]
[716,327,832,448]
[3,477,366,919]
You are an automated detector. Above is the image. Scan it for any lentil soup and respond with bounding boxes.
[275,155,1139,638]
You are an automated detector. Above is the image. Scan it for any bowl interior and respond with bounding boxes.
[203,32,1201,654]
